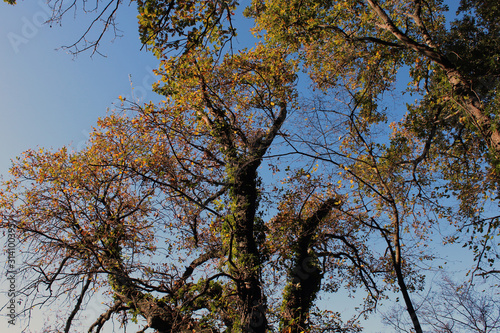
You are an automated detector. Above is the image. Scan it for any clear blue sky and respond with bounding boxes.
[0,1,160,175]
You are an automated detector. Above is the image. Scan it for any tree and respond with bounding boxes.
[2,0,500,332]
[247,0,500,330]
[2,44,297,332]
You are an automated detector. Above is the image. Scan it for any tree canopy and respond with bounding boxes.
[2,0,500,332]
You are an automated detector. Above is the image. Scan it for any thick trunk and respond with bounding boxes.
[229,159,268,332]
[281,253,322,333]
[220,106,287,333]
[281,198,340,333]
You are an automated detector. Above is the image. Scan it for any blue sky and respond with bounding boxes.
[0,1,160,175]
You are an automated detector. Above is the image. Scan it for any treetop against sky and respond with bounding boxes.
[1,1,499,333]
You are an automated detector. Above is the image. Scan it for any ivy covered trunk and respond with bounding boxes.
[281,198,340,333]
[226,158,267,332]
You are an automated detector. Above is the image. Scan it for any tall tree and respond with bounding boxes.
[2,0,500,332]
[1,43,302,332]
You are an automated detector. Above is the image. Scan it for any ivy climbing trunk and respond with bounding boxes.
[281,197,340,333]
[226,157,267,332]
